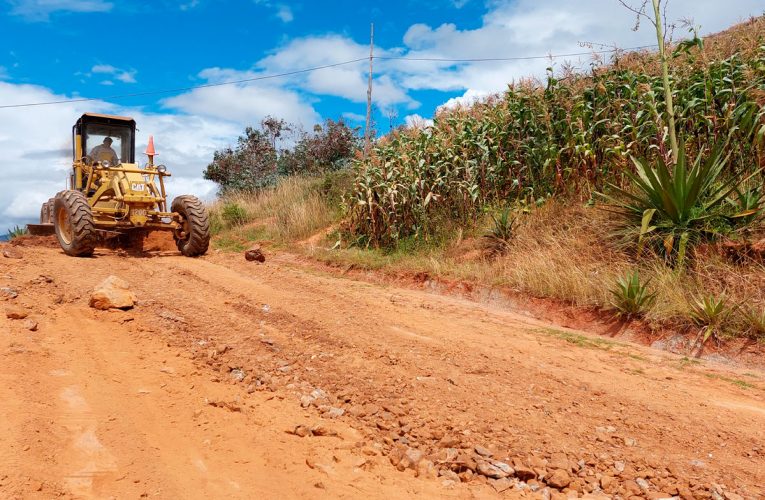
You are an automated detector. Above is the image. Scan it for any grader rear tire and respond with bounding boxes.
[53,190,97,257]
[172,195,210,257]
[40,197,55,224]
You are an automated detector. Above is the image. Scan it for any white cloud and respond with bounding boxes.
[404,114,434,129]
[91,64,137,84]
[392,0,765,97]
[255,35,416,110]
[253,0,293,23]
[437,89,491,112]
[276,4,293,22]
[8,0,112,21]
[179,0,200,11]
[342,112,366,122]
[163,70,320,127]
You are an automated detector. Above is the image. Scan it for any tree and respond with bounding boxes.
[278,119,361,176]
[203,125,278,192]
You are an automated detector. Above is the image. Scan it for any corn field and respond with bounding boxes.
[348,42,765,246]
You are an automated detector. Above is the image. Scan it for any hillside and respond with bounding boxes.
[208,16,765,357]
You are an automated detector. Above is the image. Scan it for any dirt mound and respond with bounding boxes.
[144,231,177,252]
[8,235,59,248]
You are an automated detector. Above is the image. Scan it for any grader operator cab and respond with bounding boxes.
[28,113,210,257]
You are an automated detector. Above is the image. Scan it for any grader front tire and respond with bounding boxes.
[172,195,210,257]
[53,190,98,257]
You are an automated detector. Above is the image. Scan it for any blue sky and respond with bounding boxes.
[0,0,763,231]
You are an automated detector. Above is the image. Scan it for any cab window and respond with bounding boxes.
[84,124,133,164]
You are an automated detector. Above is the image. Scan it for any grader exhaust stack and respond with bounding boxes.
[27,113,210,257]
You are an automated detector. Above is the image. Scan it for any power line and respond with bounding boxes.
[0,58,368,109]
[375,45,655,62]
[0,44,657,110]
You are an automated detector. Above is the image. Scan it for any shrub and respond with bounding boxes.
[204,118,285,192]
[740,306,765,340]
[221,202,249,226]
[278,119,361,176]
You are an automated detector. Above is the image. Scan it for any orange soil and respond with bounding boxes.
[1,239,763,499]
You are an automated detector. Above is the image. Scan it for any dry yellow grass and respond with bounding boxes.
[208,176,337,244]
[306,200,765,339]
[207,177,765,340]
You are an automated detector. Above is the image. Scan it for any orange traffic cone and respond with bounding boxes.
[145,135,158,166]
[145,135,157,156]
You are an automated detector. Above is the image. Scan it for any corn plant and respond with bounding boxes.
[610,270,657,317]
[348,41,765,247]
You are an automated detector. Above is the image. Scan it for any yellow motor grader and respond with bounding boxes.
[29,113,210,257]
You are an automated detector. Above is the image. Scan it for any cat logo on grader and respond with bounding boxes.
[28,113,210,257]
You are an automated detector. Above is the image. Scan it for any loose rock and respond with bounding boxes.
[244,245,266,263]
[325,407,345,419]
[23,319,38,332]
[474,445,493,457]
[546,469,571,489]
[89,276,137,310]
[477,461,511,479]
[5,307,29,320]
[2,247,22,259]
[416,460,438,479]
[514,464,537,481]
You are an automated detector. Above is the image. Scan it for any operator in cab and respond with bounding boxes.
[90,137,119,165]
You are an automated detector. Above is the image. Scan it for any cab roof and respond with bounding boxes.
[80,113,136,124]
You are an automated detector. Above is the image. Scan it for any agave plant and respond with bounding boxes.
[598,143,762,265]
[483,207,516,255]
[740,306,765,340]
[6,225,27,241]
[609,270,657,317]
[688,294,732,345]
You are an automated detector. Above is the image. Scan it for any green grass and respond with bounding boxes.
[536,327,622,350]
[213,235,249,253]
[703,373,755,389]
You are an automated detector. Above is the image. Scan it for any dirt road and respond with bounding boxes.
[1,240,763,499]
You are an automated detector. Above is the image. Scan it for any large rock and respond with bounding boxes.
[2,247,23,259]
[244,245,266,263]
[89,276,136,310]
[547,469,572,489]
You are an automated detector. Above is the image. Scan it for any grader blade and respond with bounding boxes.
[26,224,55,236]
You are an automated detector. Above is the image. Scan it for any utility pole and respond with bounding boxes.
[364,22,374,158]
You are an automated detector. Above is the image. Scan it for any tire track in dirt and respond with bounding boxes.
[2,244,765,498]
[1,247,453,499]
